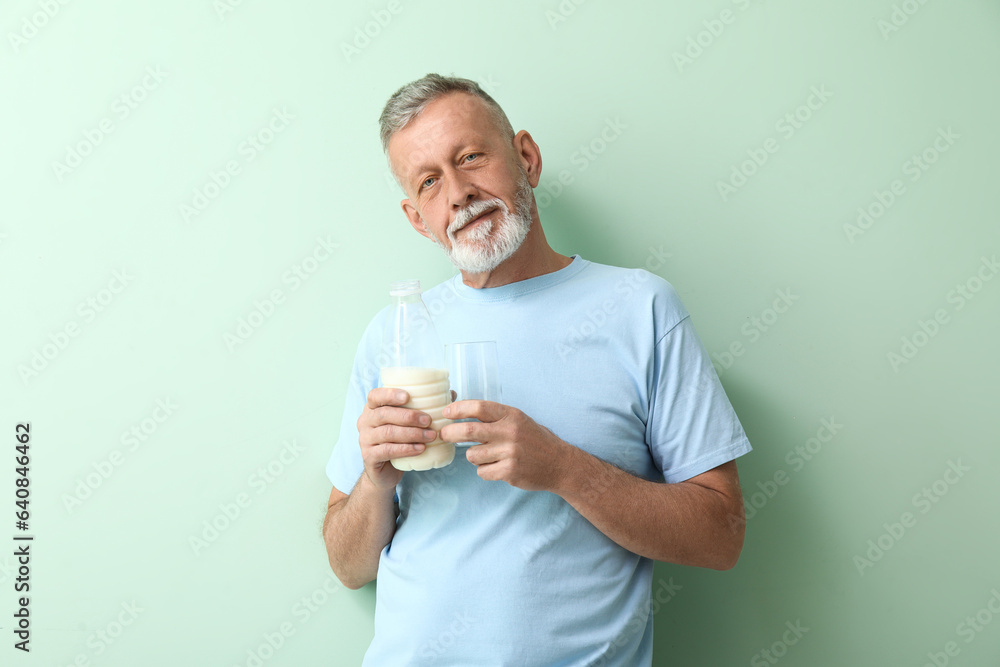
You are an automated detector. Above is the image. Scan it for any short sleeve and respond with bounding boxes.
[325,312,387,495]
[645,315,752,483]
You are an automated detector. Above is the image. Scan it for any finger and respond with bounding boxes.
[442,399,506,422]
[369,406,433,429]
[472,460,504,482]
[439,419,487,445]
[368,442,426,462]
[365,424,438,447]
[367,387,410,410]
[464,443,499,466]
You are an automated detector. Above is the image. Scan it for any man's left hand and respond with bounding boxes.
[439,400,570,492]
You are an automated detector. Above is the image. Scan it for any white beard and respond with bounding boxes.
[427,174,534,274]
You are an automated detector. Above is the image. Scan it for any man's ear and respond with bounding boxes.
[401,199,434,240]
[512,130,542,188]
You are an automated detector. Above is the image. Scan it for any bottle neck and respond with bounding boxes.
[391,292,423,306]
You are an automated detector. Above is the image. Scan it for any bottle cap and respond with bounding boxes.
[389,279,421,296]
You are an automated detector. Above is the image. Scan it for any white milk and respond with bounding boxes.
[380,367,454,471]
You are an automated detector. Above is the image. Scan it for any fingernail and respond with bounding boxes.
[395,390,407,402]
[420,414,430,426]
[442,405,452,418]
[424,430,436,439]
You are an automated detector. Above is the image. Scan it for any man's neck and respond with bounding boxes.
[459,241,573,290]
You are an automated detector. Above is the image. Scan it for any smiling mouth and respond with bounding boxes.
[456,208,497,234]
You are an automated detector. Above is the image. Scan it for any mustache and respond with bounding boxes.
[449,199,504,235]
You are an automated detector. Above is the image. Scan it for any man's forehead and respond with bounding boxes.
[391,94,497,160]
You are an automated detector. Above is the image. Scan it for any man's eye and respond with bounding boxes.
[421,177,435,189]
[464,153,479,162]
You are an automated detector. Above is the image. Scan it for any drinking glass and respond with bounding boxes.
[445,341,501,446]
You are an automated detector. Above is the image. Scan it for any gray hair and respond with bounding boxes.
[378,73,514,177]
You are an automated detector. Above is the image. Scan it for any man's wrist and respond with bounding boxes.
[361,466,399,500]
[550,441,629,507]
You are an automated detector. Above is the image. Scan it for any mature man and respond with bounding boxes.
[323,73,753,666]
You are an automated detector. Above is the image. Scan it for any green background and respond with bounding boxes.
[2,0,999,665]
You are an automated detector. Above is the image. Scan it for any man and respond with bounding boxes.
[323,73,753,666]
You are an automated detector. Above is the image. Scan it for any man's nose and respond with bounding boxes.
[447,174,478,209]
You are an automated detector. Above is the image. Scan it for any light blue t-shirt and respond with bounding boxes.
[326,255,752,666]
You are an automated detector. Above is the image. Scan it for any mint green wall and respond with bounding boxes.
[3,1,998,665]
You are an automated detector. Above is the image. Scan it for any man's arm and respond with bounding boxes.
[553,455,744,570]
[323,386,440,589]
[322,477,397,590]
[441,401,746,570]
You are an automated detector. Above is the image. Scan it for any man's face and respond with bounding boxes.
[388,93,536,274]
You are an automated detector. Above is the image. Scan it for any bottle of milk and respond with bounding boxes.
[380,280,454,471]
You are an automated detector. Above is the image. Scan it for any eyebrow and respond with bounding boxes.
[405,138,482,182]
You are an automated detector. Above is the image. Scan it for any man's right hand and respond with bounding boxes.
[357,387,438,491]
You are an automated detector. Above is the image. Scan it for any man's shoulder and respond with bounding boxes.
[575,258,690,336]
[350,303,391,354]
[577,257,681,299]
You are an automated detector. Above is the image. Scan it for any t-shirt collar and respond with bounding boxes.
[449,254,588,303]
